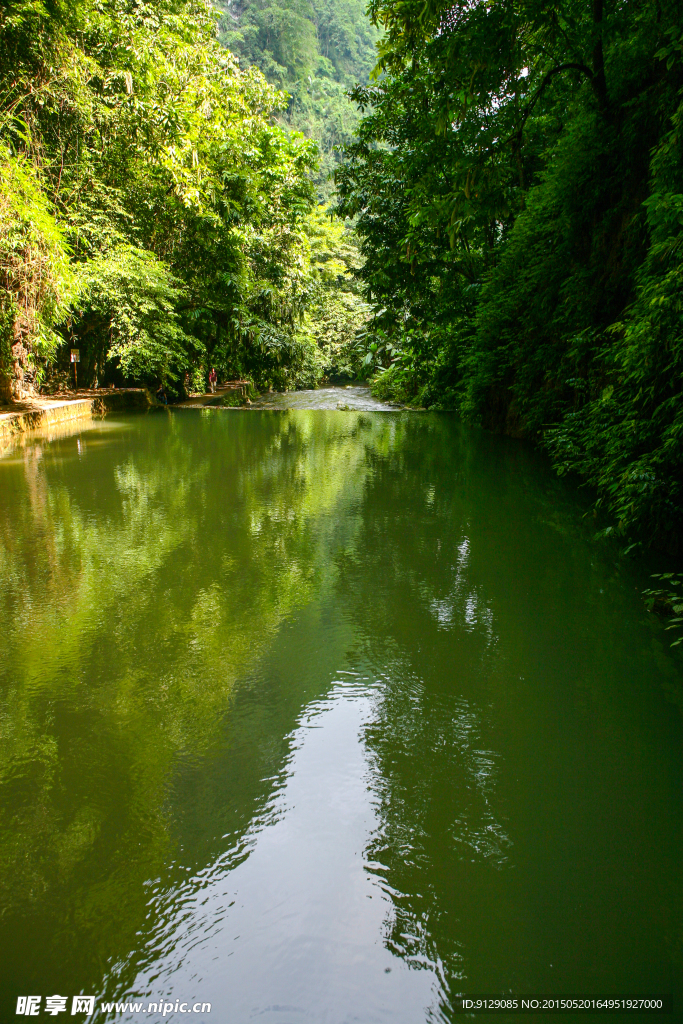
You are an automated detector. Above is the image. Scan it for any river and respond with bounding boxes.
[0,396,681,1023]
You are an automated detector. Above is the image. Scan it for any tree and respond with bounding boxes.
[216,0,379,199]
[336,0,683,550]
[0,0,320,396]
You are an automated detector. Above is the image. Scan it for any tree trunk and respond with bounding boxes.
[592,0,608,111]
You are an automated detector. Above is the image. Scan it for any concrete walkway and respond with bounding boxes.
[173,381,250,409]
[0,389,158,450]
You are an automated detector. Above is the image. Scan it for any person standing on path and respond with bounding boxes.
[209,367,217,394]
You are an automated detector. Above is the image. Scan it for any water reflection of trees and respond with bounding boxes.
[331,417,511,1015]
[333,415,683,1010]
[1,411,680,1016]
[0,410,397,1008]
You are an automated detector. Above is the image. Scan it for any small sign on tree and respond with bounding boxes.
[70,349,80,389]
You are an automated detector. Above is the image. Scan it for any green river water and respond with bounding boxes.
[1,402,682,1023]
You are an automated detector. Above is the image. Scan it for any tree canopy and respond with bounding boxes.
[216,0,379,198]
[0,0,369,399]
[336,0,683,551]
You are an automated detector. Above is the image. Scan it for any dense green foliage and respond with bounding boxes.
[215,0,378,198]
[4,0,680,552]
[0,0,369,398]
[0,137,73,391]
[643,573,683,646]
[337,0,683,550]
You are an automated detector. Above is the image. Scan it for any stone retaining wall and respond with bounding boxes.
[0,389,158,451]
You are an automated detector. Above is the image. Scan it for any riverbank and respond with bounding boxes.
[0,384,409,455]
[174,380,251,409]
[248,384,399,411]
[168,383,401,412]
[0,389,159,451]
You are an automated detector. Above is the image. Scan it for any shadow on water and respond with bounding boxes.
[0,410,681,1023]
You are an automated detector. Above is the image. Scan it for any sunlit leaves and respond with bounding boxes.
[0,0,326,391]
